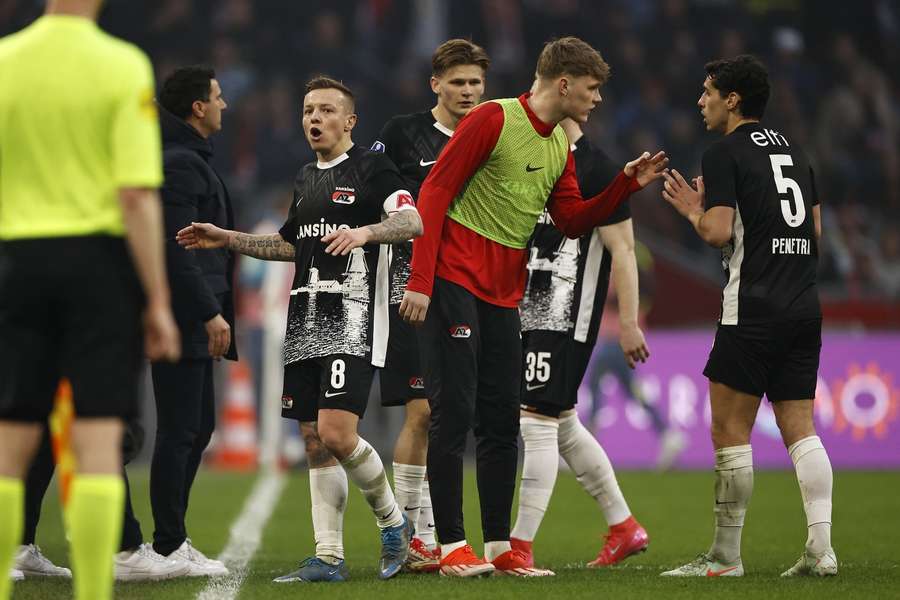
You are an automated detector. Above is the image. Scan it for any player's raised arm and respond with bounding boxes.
[548,150,668,238]
[662,170,734,248]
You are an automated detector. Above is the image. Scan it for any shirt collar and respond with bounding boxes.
[519,92,557,138]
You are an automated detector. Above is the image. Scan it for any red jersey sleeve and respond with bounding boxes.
[547,151,643,238]
[407,102,505,297]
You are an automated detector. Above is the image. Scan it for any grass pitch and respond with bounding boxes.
[12,468,900,599]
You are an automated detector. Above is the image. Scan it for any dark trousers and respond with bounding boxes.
[421,278,522,544]
[24,423,144,551]
[150,358,215,556]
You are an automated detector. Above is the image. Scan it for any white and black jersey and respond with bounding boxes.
[520,137,629,346]
[372,110,453,304]
[702,122,820,325]
[277,145,416,367]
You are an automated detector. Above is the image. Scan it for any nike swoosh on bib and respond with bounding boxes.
[419,159,437,167]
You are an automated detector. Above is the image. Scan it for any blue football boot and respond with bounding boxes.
[272,556,348,583]
[379,514,411,579]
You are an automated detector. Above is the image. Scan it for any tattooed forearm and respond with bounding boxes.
[227,232,295,261]
[365,210,423,244]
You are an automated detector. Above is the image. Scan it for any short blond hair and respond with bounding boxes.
[304,75,355,111]
[536,37,610,84]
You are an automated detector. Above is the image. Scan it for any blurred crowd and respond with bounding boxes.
[3,0,898,299]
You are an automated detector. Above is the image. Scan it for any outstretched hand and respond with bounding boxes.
[176,222,229,249]
[624,151,669,187]
[662,169,705,219]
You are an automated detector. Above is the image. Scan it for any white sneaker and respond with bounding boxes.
[656,429,687,471]
[661,552,744,577]
[781,548,838,577]
[167,539,228,577]
[115,544,192,582]
[15,544,71,578]
[10,569,24,582]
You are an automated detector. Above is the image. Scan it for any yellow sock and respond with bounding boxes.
[67,474,124,600]
[0,477,24,600]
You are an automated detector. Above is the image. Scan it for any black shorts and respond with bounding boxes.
[703,318,822,401]
[520,330,594,418]
[380,306,425,407]
[281,354,375,422]
[0,237,143,423]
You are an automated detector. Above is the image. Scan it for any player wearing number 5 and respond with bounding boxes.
[661,55,835,578]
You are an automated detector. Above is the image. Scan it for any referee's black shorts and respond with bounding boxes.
[703,318,822,401]
[0,236,144,422]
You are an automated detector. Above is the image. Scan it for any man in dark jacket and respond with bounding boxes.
[152,66,236,577]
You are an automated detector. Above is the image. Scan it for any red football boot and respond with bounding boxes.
[491,549,554,577]
[509,537,534,568]
[587,516,649,567]
[439,545,494,578]
[406,537,440,573]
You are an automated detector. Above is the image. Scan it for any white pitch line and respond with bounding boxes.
[196,468,286,600]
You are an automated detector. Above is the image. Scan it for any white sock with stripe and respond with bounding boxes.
[417,477,436,549]
[392,462,426,532]
[340,437,403,529]
[709,445,753,564]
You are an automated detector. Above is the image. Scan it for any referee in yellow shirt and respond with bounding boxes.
[0,2,180,599]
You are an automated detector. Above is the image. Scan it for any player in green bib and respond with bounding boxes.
[400,37,667,576]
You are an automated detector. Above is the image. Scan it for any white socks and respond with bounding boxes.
[340,437,404,529]
[417,477,436,549]
[441,540,467,556]
[309,466,348,563]
[710,445,753,564]
[393,462,426,531]
[558,413,631,526]
[788,435,833,555]
[511,417,560,541]
[484,541,511,561]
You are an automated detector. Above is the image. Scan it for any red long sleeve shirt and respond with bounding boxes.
[407,93,642,307]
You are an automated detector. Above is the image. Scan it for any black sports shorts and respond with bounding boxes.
[0,236,143,422]
[520,330,594,418]
[703,318,822,401]
[380,305,425,406]
[281,354,375,422]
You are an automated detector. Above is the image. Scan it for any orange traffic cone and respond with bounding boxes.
[49,379,76,506]
[211,361,258,470]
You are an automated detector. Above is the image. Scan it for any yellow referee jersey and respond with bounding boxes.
[0,15,163,240]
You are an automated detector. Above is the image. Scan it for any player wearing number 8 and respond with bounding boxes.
[661,55,836,578]
[177,77,423,581]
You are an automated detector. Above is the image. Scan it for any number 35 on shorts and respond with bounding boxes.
[525,351,551,383]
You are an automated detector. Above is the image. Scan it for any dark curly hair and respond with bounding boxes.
[705,55,770,119]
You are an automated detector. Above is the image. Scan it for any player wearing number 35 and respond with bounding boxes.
[661,55,836,578]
